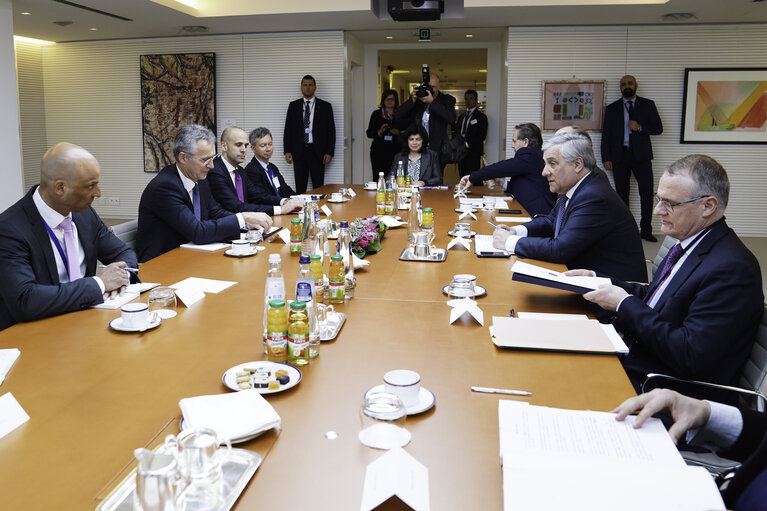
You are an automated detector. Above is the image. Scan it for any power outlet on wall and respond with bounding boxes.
[104,197,120,206]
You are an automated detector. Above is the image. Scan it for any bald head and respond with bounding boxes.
[39,143,101,215]
[220,126,249,166]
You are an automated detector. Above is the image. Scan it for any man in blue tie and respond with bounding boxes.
[0,143,136,330]
[244,127,303,211]
[491,131,646,282]
[570,155,763,390]
[136,124,272,262]
[207,126,301,216]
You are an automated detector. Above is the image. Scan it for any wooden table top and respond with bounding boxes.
[0,185,636,510]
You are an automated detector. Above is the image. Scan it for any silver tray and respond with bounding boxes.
[320,311,347,342]
[97,448,262,511]
[398,246,448,262]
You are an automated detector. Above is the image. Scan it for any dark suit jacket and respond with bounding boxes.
[390,150,443,186]
[243,157,296,207]
[207,156,274,215]
[0,186,137,330]
[721,410,767,508]
[468,146,554,216]
[613,218,763,388]
[283,97,336,160]
[516,172,647,282]
[136,164,241,262]
[395,92,457,162]
[601,96,663,164]
[457,108,487,159]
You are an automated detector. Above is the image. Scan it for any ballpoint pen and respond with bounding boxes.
[488,221,497,229]
[471,386,532,396]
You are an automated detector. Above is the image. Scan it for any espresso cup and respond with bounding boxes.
[331,192,343,201]
[383,369,421,408]
[121,302,149,329]
[231,239,250,255]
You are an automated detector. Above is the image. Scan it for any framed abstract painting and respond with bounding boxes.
[681,68,767,144]
[541,80,606,131]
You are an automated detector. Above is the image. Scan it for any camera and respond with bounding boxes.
[415,64,433,98]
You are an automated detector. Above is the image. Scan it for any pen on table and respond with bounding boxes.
[509,308,515,317]
[97,264,138,274]
[471,386,532,396]
[488,221,497,229]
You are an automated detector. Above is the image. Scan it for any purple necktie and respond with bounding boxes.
[234,168,244,202]
[647,243,684,303]
[59,217,82,281]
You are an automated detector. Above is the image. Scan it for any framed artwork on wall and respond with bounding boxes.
[681,68,767,144]
[541,80,606,131]
[140,52,216,172]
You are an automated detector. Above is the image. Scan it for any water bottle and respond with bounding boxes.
[263,254,286,355]
[338,220,355,300]
[396,161,405,194]
[375,172,386,215]
[407,185,422,243]
[301,196,318,256]
[295,255,320,358]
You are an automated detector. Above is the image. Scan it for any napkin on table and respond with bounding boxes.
[179,389,281,441]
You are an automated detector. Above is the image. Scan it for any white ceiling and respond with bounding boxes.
[11,0,767,44]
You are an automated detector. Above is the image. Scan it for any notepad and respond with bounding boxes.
[491,316,627,354]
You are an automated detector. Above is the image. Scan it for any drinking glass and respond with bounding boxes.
[245,228,263,244]
[148,286,177,319]
[358,391,410,450]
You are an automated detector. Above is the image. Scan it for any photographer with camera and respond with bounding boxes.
[394,66,456,170]
[366,89,401,180]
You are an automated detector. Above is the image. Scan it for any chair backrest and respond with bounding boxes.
[109,219,138,251]
[738,303,767,411]
[651,235,678,278]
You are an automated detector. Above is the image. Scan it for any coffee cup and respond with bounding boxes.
[231,239,250,254]
[383,369,421,408]
[365,181,376,189]
[448,274,477,297]
[331,192,343,201]
[121,302,149,329]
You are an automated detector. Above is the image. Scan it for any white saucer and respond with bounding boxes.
[156,309,177,319]
[225,247,259,257]
[363,186,377,191]
[364,384,436,415]
[454,208,477,213]
[447,230,476,237]
[326,198,349,203]
[109,315,162,332]
[442,285,487,298]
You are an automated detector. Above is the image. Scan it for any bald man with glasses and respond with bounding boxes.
[567,154,763,391]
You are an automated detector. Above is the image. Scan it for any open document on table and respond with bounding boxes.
[511,260,611,293]
[498,401,725,511]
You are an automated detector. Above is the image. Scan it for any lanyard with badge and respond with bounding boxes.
[42,219,73,280]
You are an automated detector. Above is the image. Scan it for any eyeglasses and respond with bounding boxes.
[654,194,710,212]
[185,153,217,165]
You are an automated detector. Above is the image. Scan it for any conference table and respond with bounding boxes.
[0,185,636,510]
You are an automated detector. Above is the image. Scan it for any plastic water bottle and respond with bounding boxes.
[295,255,320,358]
[407,185,422,243]
[375,172,386,215]
[301,196,319,256]
[396,161,405,194]
[263,254,286,355]
[338,220,355,300]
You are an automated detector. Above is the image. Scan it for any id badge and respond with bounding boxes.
[383,135,393,141]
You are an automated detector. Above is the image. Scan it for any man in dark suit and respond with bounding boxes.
[576,155,763,390]
[601,75,663,242]
[614,388,767,509]
[492,131,646,282]
[283,75,336,193]
[394,72,457,168]
[458,122,554,216]
[243,127,303,213]
[207,126,301,216]
[456,89,487,177]
[0,143,136,331]
[137,124,272,262]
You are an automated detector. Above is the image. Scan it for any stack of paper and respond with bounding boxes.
[491,315,628,354]
[511,260,610,293]
[499,401,724,510]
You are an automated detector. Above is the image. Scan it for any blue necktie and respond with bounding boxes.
[553,194,567,237]
[192,184,201,220]
[265,164,280,199]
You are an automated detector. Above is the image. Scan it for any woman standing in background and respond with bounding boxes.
[366,89,400,180]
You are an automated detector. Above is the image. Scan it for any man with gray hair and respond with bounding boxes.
[243,127,302,210]
[492,131,646,282]
[137,124,272,262]
[570,154,763,390]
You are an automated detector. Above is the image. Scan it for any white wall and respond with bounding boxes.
[18,31,344,219]
[0,0,24,210]
[506,24,767,237]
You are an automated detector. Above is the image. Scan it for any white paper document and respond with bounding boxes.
[361,447,429,511]
[491,316,626,354]
[91,291,139,310]
[498,401,724,510]
[511,260,610,292]
[171,277,237,294]
[0,392,30,440]
[513,312,629,353]
[0,349,20,386]
[493,216,532,223]
[474,235,511,255]
[179,242,229,252]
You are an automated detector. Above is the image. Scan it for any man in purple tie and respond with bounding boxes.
[0,143,137,330]
[244,127,303,211]
[208,126,301,216]
[569,155,763,390]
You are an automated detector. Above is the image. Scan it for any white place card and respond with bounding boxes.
[0,393,30,440]
[360,447,429,511]
[276,228,290,244]
[446,236,471,250]
[321,204,333,216]
[173,286,206,308]
[448,297,484,325]
[347,188,357,197]
[179,242,229,252]
[0,349,20,386]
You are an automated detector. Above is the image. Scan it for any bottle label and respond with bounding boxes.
[329,281,345,300]
[296,281,313,302]
[267,331,288,358]
[266,281,285,301]
[288,333,308,358]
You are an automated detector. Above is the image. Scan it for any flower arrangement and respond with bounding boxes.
[349,216,388,258]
